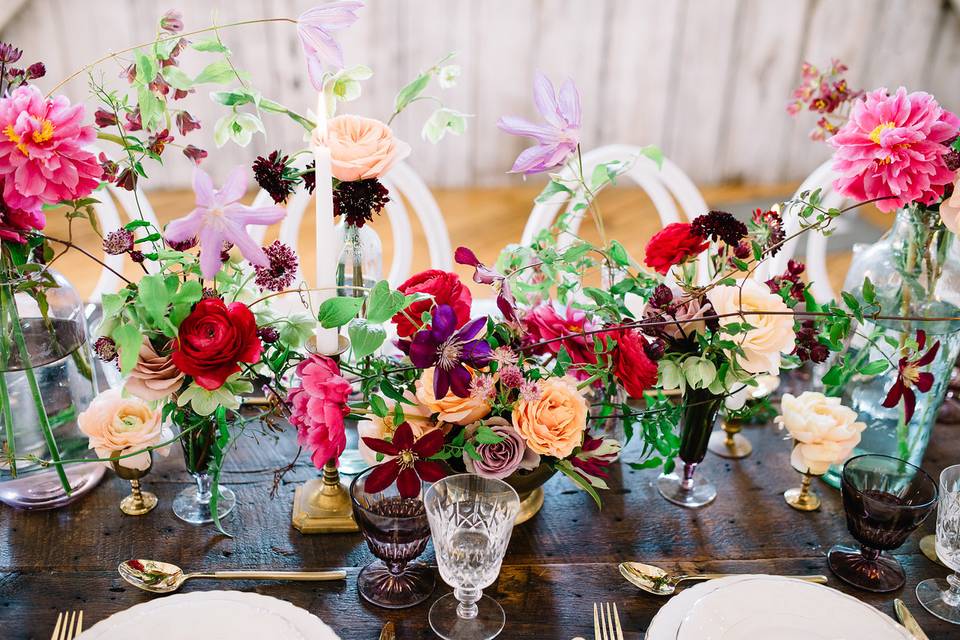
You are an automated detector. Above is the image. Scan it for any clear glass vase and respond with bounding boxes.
[0,269,104,509]
[821,205,960,488]
[172,412,236,525]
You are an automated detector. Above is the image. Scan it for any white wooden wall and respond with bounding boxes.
[2,0,959,190]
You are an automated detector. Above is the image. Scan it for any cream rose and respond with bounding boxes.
[357,394,444,466]
[316,115,411,182]
[939,173,960,234]
[775,391,866,475]
[77,389,171,470]
[415,368,491,425]
[707,279,796,375]
[511,376,588,458]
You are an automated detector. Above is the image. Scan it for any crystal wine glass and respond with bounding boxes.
[424,474,520,640]
[917,464,960,624]
[828,454,938,592]
[349,466,435,608]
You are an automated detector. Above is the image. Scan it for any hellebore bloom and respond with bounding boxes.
[408,305,492,399]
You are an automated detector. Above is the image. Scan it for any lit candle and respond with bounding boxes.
[313,92,340,355]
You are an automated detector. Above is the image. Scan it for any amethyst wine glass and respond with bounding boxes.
[349,466,435,608]
[828,454,937,592]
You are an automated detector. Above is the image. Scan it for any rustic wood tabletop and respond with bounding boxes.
[1,413,956,639]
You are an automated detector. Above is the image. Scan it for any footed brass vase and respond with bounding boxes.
[505,463,556,525]
[111,451,158,516]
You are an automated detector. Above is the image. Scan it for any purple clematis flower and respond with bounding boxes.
[454,246,517,322]
[409,305,492,399]
[297,1,364,90]
[497,71,581,174]
[165,167,286,280]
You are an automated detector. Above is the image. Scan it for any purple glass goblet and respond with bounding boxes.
[828,454,938,592]
[349,466,436,609]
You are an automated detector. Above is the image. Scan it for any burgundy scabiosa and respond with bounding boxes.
[333,177,389,227]
[361,421,447,498]
[691,211,748,246]
[254,240,299,292]
[408,305,492,399]
[253,150,298,204]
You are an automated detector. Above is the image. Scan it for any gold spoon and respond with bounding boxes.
[618,561,828,596]
[118,559,347,594]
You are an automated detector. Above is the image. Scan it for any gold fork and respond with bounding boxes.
[50,610,84,640]
[593,602,624,640]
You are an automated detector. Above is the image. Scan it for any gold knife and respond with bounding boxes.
[894,598,930,640]
[378,621,396,640]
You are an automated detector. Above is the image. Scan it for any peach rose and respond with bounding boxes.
[707,278,796,375]
[77,389,171,470]
[415,368,491,425]
[124,338,184,401]
[775,391,866,475]
[511,376,588,458]
[316,115,411,182]
[939,173,960,234]
[357,394,444,466]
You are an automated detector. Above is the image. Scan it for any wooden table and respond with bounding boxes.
[1,417,956,639]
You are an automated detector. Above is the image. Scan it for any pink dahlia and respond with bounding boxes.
[287,354,352,469]
[829,87,960,212]
[0,86,102,210]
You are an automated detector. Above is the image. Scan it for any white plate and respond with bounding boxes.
[676,577,911,640]
[78,591,340,640]
[646,575,758,640]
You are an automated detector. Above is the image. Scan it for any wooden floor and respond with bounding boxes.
[42,183,880,301]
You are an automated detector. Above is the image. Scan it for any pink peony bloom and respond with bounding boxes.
[0,86,102,210]
[829,87,960,212]
[0,188,44,243]
[287,354,352,469]
[522,303,597,372]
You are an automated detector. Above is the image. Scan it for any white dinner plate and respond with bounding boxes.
[676,577,911,640]
[646,575,757,640]
[78,590,340,640]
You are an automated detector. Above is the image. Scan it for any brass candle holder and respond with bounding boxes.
[784,470,821,511]
[291,333,359,534]
[111,451,158,516]
[708,417,752,459]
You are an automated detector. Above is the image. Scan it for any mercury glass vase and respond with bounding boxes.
[657,387,724,508]
[0,268,104,509]
[821,205,960,488]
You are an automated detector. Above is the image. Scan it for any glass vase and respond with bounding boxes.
[0,268,104,509]
[821,205,960,488]
[335,220,383,475]
[657,387,723,508]
[171,412,236,525]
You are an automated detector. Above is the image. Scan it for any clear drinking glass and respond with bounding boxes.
[424,474,520,640]
[917,464,960,623]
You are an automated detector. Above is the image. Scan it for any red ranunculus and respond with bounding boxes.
[392,269,472,338]
[172,298,263,390]
[605,328,659,398]
[643,222,709,275]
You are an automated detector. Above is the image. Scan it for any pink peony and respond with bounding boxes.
[0,188,44,243]
[287,354,352,469]
[829,87,960,212]
[0,86,102,210]
[522,303,598,371]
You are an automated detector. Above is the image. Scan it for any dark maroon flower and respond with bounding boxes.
[408,305,492,398]
[882,330,940,423]
[257,326,280,344]
[167,235,198,251]
[116,168,138,191]
[98,153,119,182]
[93,336,118,363]
[130,250,145,263]
[691,210,748,246]
[454,246,517,322]
[176,111,201,136]
[0,42,22,64]
[752,208,786,257]
[124,109,142,132]
[333,178,390,227]
[147,129,174,155]
[103,229,134,255]
[361,422,448,498]
[25,62,45,80]
[302,161,316,194]
[252,151,296,204]
[944,149,960,173]
[766,261,807,303]
[172,88,192,100]
[94,109,118,128]
[160,10,184,33]
[149,73,170,96]
[182,145,208,165]
[793,320,829,364]
[120,64,136,84]
[649,284,674,309]
[254,241,299,292]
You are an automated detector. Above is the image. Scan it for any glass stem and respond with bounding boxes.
[681,463,697,492]
[0,286,17,477]
[194,472,213,504]
[943,573,960,607]
[860,545,882,562]
[455,587,481,619]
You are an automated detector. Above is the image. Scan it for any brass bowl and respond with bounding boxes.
[504,462,556,525]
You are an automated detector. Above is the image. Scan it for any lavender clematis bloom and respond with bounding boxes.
[497,71,581,174]
[409,305,493,399]
[297,1,364,90]
[165,167,286,280]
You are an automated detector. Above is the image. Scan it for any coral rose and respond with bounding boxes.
[124,338,184,401]
[317,114,411,182]
[393,269,472,338]
[775,392,866,475]
[643,223,709,275]
[77,388,171,470]
[416,367,491,425]
[171,298,263,390]
[512,376,588,458]
[604,328,659,398]
[707,279,796,375]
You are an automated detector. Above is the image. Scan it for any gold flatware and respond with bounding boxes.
[894,598,930,640]
[593,602,624,640]
[618,561,829,595]
[50,610,83,640]
[378,621,396,640]
[118,558,347,594]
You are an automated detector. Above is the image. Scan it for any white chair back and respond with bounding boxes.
[249,160,453,288]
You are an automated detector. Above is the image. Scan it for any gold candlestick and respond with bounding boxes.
[291,334,359,534]
[784,471,821,511]
[708,417,752,459]
[111,452,158,516]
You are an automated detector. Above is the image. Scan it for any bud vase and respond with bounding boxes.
[657,387,724,508]
[172,412,236,525]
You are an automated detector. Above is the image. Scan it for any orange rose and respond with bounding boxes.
[415,368,491,425]
[512,377,588,458]
[316,115,411,182]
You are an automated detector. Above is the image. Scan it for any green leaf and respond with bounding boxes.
[861,277,876,304]
[172,280,202,306]
[192,38,231,54]
[535,180,573,203]
[137,86,164,131]
[821,363,844,387]
[209,406,234,537]
[161,66,194,90]
[112,323,143,374]
[463,440,482,461]
[369,394,389,418]
[365,280,407,324]
[137,274,170,325]
[475,425,505,445]
[318,296,364,328]
[394,73,430,113]
[640,145,664,169]
[210,89,256,107]
[194,60,237,85]
[858,360,890,376]
[348,319,386,358]
[101,292,126,320]
[134,50,157,85]
[556,460,601,508]
[608,240,630,267]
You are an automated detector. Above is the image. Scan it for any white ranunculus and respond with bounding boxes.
[774,392,866,475]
